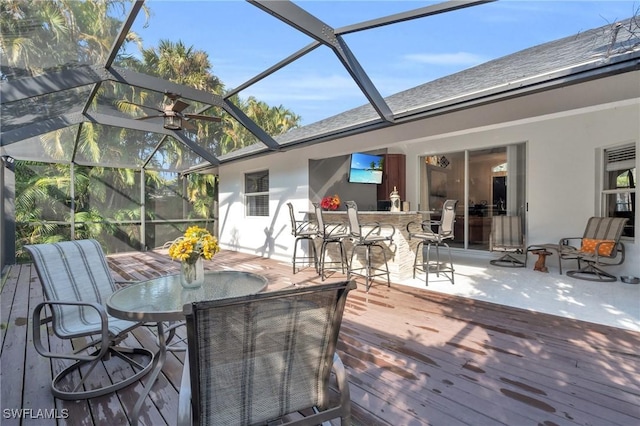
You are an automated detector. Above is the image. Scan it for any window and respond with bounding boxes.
[603,144,636,238]
[245,170,269,216]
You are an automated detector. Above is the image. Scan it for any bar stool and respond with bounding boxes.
[312,202,350,280]
[406,199,458,285]
[287,202,318,274]
[345,200,395,292]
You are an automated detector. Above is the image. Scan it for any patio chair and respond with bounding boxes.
[287,202,318,274]
[313,202,350,280]
[560,217,629,282]
[345,200,395,292]
[25,239,154,400]
[177,280,356,426]
[407,199,458,285]
[489,215,526,267]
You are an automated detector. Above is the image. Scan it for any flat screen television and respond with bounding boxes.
[348,152,383,184]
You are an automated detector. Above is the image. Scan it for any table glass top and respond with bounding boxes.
[107,270,268,321]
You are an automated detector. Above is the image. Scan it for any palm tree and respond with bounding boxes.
[8,2,303,255]
[141,40,222,92]
[7,0,146,254]
[219,96,301,155]
[0,0,145,79]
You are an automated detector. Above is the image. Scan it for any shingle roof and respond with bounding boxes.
[277,16,640,145]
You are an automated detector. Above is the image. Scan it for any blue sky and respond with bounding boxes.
[133,1,638,125]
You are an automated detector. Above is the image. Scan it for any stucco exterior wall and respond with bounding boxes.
[402,101,639,277]
[218,77,639,278]
[217,151,309,258]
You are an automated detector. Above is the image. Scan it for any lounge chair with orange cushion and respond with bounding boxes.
[560,217,628,282]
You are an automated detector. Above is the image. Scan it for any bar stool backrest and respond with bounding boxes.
[345,201,362,239]
[439,200,458,239]
[287,202,298,236]
[313,202,328,237]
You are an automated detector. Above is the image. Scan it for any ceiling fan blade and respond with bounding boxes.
[120,100,163,113]
[184,114,222,123]
[170,99,190,113]
[182,119,197,132]
[135,115,163,121]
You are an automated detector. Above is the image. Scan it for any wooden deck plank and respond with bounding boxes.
[339,286,640,425]
[0,263,21,351]
[2,250,640,426]
[22,264,57,426]
[1,264,32,426]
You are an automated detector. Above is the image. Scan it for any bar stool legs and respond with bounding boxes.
[348,243,391,292]
[292,235,318,274]
[318,239,349,280]
[287,202,318,274]
[414,240,455,285]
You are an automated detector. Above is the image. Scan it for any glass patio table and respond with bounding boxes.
[107,270,268,426]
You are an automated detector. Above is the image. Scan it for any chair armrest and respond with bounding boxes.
[324,222,348,236]
[331,352,352,418]
[295,219,317,234]
[177,351,192,426]
[406,220,439,233]
[360,222,395,240]
[32,300,110,362]
[559,237,582,248]
[591,241,625,265]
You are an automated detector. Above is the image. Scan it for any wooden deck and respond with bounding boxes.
[2,249,639,425]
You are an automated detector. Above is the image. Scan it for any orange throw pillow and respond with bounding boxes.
[580,238,615,256]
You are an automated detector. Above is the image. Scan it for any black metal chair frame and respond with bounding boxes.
[287,202,318,274]
[525,217,629,279]
[345,200,395,292]
[561,217,628,282]
[407,200,458,285]
[178,280,356,426]
[313,202,350,280]
[25,239,154,400]
[489,215,526,268]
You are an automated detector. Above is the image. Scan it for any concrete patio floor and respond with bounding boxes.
[395,250,640,332]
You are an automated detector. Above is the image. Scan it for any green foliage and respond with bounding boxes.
[6,0,301,256]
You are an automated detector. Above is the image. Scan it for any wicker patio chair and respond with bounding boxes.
[178,280,356,426]
[489,215,526,267]
[24,239,154,400]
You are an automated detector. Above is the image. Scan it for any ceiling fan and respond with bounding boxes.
[122,92,222,131]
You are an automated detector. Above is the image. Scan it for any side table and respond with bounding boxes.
[526,244,562,274]
[530,250,552,272]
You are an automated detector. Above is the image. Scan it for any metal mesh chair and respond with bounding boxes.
[490,215,526,267]
[406,199,458,285]
[24,239,154,400]
[345,200,395,292]
[526,217,629,277]
[561,217,628,281]
[178,280,356,426]
[313,202,350,280]
[287,202,318,274]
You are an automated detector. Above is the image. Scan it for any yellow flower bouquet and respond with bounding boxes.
[169,226,220,264]
[169,226,220,288]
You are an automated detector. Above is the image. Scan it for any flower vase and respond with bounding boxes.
[181,258,204,288]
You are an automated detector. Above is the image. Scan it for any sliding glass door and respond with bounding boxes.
[420,143,526,250]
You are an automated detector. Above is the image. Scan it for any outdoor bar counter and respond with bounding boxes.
[308,210,433,282]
